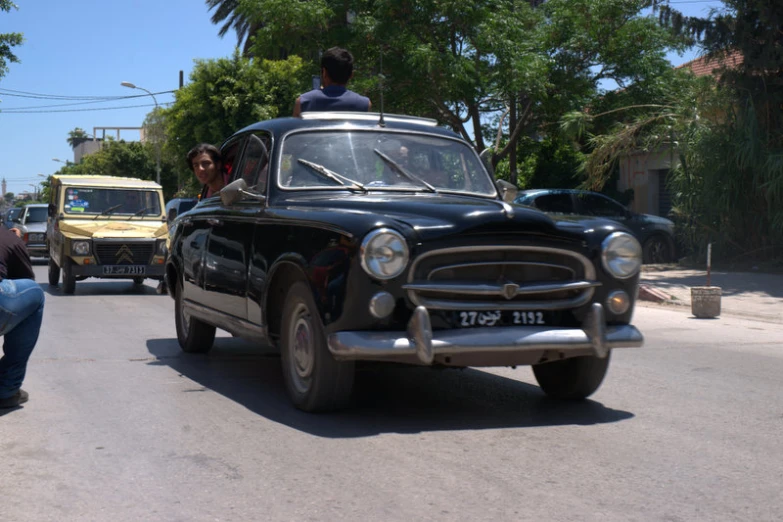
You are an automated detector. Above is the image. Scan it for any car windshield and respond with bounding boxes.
[278,131,497,197]
[25,207,48,223]
[63,187,162,216]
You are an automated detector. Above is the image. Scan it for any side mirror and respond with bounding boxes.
[495,179,518,204]
[479,149,495,176]
[220,178,250,206]
[48,204,56,218]
[167,208,178,222]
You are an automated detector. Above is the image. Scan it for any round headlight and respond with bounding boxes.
[360,228,409,280]
[157,240,168,256]
[72,241,90,256]
[601,232,642,279]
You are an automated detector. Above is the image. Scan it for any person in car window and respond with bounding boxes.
[293,47,371,116]
[187,143,228,198]
[0,226,45,409]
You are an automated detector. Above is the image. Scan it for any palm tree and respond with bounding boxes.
[205,0,262,56]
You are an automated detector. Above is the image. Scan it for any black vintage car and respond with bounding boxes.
[166,112,644,412]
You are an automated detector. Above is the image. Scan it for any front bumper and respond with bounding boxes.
[328,303,643,367]
[26,244,48,257]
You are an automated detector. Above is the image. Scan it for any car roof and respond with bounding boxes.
[24,203,48,208]
[227,112,461,142]
[51,175,162,189]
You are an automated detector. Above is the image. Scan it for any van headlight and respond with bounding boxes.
[601,232,642,279]
[71,240,91,256]
[157,239,168,256]
[360,228,409,280]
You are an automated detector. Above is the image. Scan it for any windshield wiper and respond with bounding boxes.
[297,159,367,193]
[94,204,123,220]
[373,149,437,193]
[129,207,151,220]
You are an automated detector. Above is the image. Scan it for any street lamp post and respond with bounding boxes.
[121,81,161,185]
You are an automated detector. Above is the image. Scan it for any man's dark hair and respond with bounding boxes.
[321,47,354,85]
[186,143,222,171]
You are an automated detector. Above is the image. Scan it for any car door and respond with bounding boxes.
[202,132,272,323]
[531,191,577,215]
[573,192,632,227]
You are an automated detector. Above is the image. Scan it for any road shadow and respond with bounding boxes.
[146,338,634,438]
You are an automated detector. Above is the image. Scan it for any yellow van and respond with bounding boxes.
[46,175,168,294]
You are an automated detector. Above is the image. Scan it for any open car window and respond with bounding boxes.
[278,131,496,197]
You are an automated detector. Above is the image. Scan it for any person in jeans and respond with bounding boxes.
[0,226,45,408]
[293,47,371,116]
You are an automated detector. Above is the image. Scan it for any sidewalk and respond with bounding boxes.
[637,265,783,324]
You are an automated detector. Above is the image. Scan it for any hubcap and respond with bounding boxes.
[289,302,315,393]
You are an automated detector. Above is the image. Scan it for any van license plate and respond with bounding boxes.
[103,266,146,275]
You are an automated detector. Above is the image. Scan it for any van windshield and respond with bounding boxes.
[63,188,162,217]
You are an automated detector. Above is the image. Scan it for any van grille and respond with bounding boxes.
[94,242,154,265]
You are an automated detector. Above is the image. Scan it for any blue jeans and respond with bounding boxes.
[0,279,45,399]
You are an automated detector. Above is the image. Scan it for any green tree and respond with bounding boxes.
[66,127,90,148]
[163,51,309,195]
[0,1,23,80]
[234,0,686,183]
[206,0,264,56]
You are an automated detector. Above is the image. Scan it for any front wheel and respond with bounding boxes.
[48,257,60,286]
[643,236,673,264]
[532,352,611,400]
[175,279,215,353]
[280,281,354,412]
[132,277,145,286]
[62,258,76,295]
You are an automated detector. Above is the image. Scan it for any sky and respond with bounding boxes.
[0,0,725,198]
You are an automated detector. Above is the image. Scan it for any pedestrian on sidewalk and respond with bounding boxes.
[293,47,371,116]
[0,226,45,409]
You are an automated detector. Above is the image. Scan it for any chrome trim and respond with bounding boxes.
[406,245,597,311]
[403,280,600,297]
[429,261,575,280]
[184,300,271,345]
[327,303,643,366]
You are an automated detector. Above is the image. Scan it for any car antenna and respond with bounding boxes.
[377,50,386,128]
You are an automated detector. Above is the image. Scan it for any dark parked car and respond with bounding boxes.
[165,197,198,224]
[166,112,644,412]
[514,189,676,264]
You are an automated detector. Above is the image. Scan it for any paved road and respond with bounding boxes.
[2,262,782,521]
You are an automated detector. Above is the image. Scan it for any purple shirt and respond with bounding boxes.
[300,85,370,113]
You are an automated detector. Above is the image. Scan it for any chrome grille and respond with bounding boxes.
[404,246,599,311]
[94,242,154,265]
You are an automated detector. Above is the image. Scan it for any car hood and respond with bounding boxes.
[275,192,622,244]
[59,219,168,239]
[21,222,47,233]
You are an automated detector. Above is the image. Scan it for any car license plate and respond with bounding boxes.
[102,265,146,275]
[455,310,548,328]
[29,233,44,242]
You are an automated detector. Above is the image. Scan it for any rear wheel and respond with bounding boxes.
[175,279,215,353]
[62,258,76,295]
[532,353,611,400]
[132,277,145,286]
[48,257,60,287]
[280,281,354,412]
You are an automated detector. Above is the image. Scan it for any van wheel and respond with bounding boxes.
[62,259,76,295]
[175,279,215,353]
[48,258,60,287]
[132,277,145,286]
[532,353,611,400]
[280,281,354,412]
